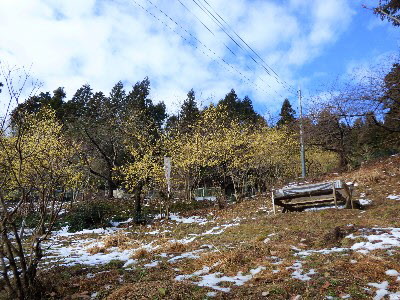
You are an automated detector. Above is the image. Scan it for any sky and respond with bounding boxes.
[0,0,399,117]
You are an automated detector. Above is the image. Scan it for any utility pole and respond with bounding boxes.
[298,87,306,178]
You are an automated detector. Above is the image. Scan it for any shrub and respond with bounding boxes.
[66,200,115,232]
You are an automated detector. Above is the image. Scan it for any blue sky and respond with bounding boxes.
[0,0,398,118]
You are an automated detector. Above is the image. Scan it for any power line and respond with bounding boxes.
[200,0,295,92]
[196,0,296,94]
[190,0,289,94]
[131,0,266,93]
[176,0,214,36]
[182,0,289,98]
[176,0,272,90]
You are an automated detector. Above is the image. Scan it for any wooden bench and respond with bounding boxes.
[271,180,354,214]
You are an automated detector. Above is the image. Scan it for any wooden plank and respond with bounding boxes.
[271,191,276,215]
[283,198,344,207]
[274,189,336,201]
[333,182,338,209]
[282,196,337,204]
[271,180,355,212]
[342,182,354,209]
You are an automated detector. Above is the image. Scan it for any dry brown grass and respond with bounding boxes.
[39,155,400,300]
[181,240,270,276]
[103,231,131,248]
[164,242,188,253]
[351,169,386,185]
[106,280,203,300]
[131,248,152,260]
[87,245,108,255]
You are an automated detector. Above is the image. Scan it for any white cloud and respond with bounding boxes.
[0,0,357,115]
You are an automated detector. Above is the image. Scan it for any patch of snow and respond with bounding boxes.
[168,249,205,263]
[201,223,240,235]
[351,228,400,254]
[168,213,209,224]
[295,247,348,257]
[359,199,373,206]
[296,228,400,259]
[390,293,400,300]
[144,261,159,268]
[169,237,197,244]
[386,270,399,276]
[368,281,389,300]
[206,291,217,297]
[387,195,400,201]
[53,226,120,237]
[305,205,345,211]
[110,218,133,227]
[286,261,317,281]
[175,266,265,292]
[122,259,137,268]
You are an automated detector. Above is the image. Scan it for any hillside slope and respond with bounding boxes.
[36,155,400,299]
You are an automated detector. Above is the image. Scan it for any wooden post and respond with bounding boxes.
[272,191,276,215]
[343,182,354,209]
[332,182,338,209]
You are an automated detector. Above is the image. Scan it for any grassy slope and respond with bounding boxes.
[38,155,400,299]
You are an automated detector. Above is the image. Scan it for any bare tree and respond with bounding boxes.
[0,63,81,299]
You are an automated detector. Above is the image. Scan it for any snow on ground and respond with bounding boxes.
[53,226,121,237]
[286,261,316,281]
[385,269,400,283]
[156,213,210,224]
[296,228,400,257]
[359,199,373,205]
[358,192,373,206]
[387,195,400,201]
[201,223,240,235]
[295,247,348,257]
[367,281,400,300]
[304,205,345,211]
[350,228,400,254]
[41,212,241,269]
[175,266,266,292]
[110,218,133,227]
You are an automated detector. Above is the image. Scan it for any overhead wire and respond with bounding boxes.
[131,0,267,93]
[177,0,275,91]
[186,0,291,98]
[196,0,296,94]
[201,0,295,92]
[190,0,290,97]
[135,0,270,93]
[176,0,272,90]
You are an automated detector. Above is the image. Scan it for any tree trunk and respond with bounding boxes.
[134,182,144,224]
[107,168,114,199]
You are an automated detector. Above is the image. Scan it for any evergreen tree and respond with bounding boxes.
[63,84,93,120]
[180,89,200,131]
[277,99,296,127]
[382,63,400,132]
[10,88,67,125]
[109,81,126,109]
[218,89,262,124]
[125,77,167,128]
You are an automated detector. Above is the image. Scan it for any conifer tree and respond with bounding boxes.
[179,89,200,132]
[277,98,296,127]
